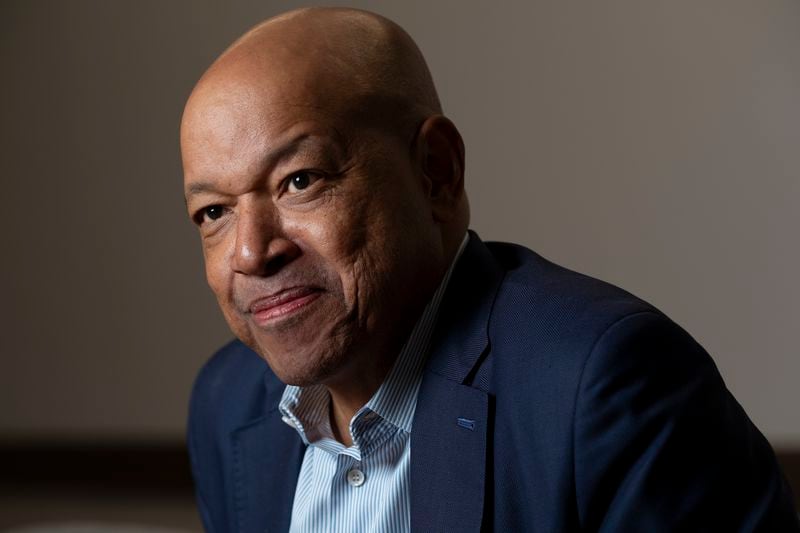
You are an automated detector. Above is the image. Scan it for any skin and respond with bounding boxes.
[181,7,469,445]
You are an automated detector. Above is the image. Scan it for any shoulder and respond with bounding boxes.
[480,241,797,529]
[481,240,722,412]
[189,339,280,439]
[191,339,268,405]
[488,240,652,310]
[482,241,716,395]
[192,339,269,395]
[187,340,285,529]
[483,240,662,360]
[478,240,720,452]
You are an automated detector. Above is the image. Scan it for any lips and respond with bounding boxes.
[248,286,322,324]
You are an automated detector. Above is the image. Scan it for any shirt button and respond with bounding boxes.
[346,468,365,487]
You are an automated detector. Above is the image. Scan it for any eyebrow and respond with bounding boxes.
[184,132,340,201]
[185,182,217,196]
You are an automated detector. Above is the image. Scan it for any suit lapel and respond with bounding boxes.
[232,375,305,533]
[411,372,490,532]
[411,234,505,532]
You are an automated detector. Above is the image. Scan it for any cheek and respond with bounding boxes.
[202,240,234,305]
[203,240,257,346]
[285,194,377,312]
[334,199,401,312]
[288,187,371,264]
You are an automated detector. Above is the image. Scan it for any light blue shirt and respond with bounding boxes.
[279,235,468,533]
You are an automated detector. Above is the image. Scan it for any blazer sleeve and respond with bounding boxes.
[573,311,799,532]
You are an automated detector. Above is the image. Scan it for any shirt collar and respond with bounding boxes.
[279,233,469,445]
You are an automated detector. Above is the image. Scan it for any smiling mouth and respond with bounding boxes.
[249,287,323,325]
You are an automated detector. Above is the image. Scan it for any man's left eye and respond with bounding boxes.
[286,171,320,193]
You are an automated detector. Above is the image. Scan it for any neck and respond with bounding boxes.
[323,351,395,446]
[327,389,366,447]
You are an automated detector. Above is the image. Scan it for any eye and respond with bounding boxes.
[196,205,225,225]
[286,171,321,193]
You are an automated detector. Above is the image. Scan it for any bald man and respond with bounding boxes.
[182,8,799,533]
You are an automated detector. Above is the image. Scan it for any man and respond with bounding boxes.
[181,7,798,532]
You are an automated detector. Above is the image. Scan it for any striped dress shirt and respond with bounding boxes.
[278,235,468,533]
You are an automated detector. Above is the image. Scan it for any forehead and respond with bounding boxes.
[186,40,355,126]
[180,70,353,178]
[183,66,339,140]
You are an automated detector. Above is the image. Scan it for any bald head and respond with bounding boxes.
[185,8,442,143]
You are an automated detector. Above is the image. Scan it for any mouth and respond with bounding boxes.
[248,286,323,326]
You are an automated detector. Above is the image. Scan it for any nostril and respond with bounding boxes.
[263,254,290,276]
[234,236,302,277]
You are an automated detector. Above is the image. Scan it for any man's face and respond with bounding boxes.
[181,78,443,386]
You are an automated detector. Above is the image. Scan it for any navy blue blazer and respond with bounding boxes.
[188,234,799,532]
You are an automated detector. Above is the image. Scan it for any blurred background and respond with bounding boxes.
[1,0,798,530]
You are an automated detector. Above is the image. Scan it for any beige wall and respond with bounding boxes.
[1,0,798,445]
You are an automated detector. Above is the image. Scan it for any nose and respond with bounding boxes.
[232,200,301,276]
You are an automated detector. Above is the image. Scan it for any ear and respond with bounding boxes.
[415,115,466,222]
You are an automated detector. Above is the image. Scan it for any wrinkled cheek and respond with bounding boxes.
[329,225,372,309]
[292,209,362,300]
[203,244,246,336]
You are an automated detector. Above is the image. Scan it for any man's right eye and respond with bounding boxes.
[197,205,225,225]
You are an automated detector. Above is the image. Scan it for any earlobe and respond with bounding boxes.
[416,115,466,221]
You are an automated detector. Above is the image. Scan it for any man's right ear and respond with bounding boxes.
[415,114,466,223]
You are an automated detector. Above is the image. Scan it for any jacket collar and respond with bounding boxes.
[421,232,504,384]
[411,233,505,532]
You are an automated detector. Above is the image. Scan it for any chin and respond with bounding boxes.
[247,325,353,387]
[262,346,349,387]
[222,294,358,386]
